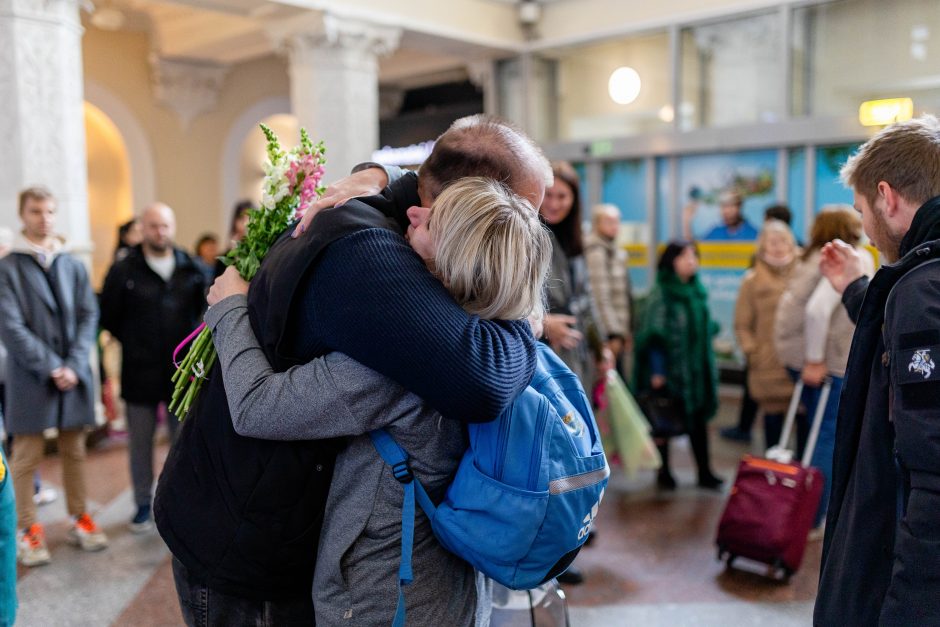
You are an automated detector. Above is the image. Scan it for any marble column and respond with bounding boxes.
[0,0,91,260]
[273,14,400,180]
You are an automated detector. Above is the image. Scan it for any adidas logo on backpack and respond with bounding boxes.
[578,491,604,541]
[371,343,609,623]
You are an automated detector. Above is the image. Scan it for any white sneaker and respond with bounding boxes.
[17,524,52,567]
[33,486,58,506]
[68,513,109,551]
[128,504,154,534]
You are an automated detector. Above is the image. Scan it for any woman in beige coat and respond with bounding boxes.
[734,220,798,450]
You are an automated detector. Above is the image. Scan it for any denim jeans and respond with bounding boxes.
[785,369,843,527]
[171,557,315,626]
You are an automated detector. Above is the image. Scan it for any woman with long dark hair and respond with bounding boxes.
[539,162,598,386]
[634,241,722,490]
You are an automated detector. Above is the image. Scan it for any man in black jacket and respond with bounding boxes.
[815,115,940,625]
[99,202,207,534]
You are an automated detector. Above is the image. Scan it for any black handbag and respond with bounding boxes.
[637,391,687,438]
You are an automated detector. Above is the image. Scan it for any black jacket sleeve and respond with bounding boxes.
[98,261,125,342]
[841,275,869,325]
[879,261,940,624]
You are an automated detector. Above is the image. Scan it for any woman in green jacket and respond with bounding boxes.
[634,241,722,490]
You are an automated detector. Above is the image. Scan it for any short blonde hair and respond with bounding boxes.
[429,177,551,321]
[841,115,940,207]
[757,219,796,256]
[592,203,620,228]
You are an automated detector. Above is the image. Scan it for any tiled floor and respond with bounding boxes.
[12,395,821,626]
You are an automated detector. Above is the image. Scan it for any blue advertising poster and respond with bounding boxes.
[602,159,650,293]
[815,145,859,211]
[677,150,778,363]
[602,160,647,222]
[572,162,590,215]
[655,157,671,244]
[788,148,807,242]
[680,150,777,241]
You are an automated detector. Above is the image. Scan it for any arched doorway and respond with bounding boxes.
[84,101,133,288]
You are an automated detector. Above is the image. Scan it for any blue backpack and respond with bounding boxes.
[370,343,609,626]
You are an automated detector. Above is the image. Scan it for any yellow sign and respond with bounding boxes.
[859,98,914,127]
[696,242,757,270]
[623,243,649,268]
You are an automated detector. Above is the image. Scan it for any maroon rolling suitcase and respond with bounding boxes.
[715,380,829,581]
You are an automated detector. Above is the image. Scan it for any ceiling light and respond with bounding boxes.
[608,67,641,105]
[858,98,914,127]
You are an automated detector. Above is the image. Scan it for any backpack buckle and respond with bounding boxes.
[391,460,413,484]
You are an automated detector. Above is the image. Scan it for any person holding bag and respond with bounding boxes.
[633,241,722,490]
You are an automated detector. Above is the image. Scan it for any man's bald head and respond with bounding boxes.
[140,202,176,255]
[418,115,552,209]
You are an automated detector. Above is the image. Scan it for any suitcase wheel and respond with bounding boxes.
[771,560,794,583]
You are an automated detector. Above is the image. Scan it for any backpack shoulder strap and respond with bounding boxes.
[368,428,438,627]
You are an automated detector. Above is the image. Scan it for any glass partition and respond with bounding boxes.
[792,0,940,119]
[680,11,784,129]
[601,159,651,293]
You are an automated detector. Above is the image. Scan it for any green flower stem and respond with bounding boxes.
[171,124,326,420]
[170,329,221,418]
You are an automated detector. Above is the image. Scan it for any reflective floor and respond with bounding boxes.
[13,393,820,626]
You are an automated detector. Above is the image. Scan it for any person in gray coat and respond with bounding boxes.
[0,187,108,567]
[205,177,552,627]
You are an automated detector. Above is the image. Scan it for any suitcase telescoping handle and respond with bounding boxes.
[766,378,832,466]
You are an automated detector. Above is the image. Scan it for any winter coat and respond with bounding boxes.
[545,232,597,385]
[734,258,795,414]
[774,249,869,377]
[0,244,98,434]
[633,270,719,425]
[99,246,207,404]
[584,232,631,340]
[815,197,940,626]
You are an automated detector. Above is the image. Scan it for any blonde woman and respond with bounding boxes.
[733,220,798,451]
[203,177,551,627]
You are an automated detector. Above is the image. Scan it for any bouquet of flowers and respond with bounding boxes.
[169,124,326,418]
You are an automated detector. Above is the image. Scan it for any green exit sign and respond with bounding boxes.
[590,140,613,157]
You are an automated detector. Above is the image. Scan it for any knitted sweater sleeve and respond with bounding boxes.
[301,228,537,423]
[207,294,402,439]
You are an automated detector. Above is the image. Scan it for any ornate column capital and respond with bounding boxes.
[267,12,401,72]
[148,54,230,130]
